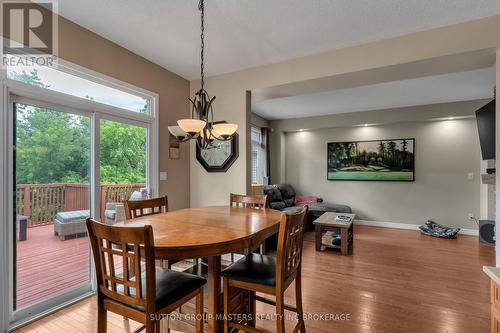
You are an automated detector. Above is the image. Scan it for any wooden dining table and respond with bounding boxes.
[113,205,283,333]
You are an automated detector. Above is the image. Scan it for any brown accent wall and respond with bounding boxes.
[57,16,190,209]
[2,5,191,209]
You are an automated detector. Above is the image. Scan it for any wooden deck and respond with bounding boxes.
[16,225,90,308]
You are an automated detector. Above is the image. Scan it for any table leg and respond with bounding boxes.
[349,224,354,255]
[315,225,322,251]
[208,256,221,333]
[340,228,348,255]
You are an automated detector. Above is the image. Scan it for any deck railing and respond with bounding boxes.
[16,183,144,227]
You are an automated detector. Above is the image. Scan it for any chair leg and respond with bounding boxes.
[195,288,204,333]
[260,242,266,255]
[295,274,306,333]
[145,319,154,333]
[223,278,230,333]
[230,253,234,263]
[276,294,286,333]
[154,317,161,333]
[97,296,107,333]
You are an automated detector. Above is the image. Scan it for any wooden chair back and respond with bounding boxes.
[124,196,168,220]
[275,205,308,286]
[230,193,267,209]
[86,218,156,311]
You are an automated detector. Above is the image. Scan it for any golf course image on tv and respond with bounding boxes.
[327,139,415,181]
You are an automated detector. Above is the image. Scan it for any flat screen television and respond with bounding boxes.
[475,99,496,160]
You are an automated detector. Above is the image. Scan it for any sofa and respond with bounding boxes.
[263,183,352,227]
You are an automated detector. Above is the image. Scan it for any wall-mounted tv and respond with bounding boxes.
[475,99,495,160]
[327,139,415,181]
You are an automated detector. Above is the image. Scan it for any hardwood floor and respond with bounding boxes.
[13,225,494,333]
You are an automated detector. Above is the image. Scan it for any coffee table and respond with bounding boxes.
[313,212,355,255]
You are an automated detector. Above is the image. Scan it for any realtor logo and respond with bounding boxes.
[1,0,58,67]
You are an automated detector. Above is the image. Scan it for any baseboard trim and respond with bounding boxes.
[354,219,479,236]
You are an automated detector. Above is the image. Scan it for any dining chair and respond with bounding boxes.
[86,218,206,333]
[229,193,268,262]
[124,195,187,269]
[221,205,309,333]
[229,193,267,209]
[124,195,168,220]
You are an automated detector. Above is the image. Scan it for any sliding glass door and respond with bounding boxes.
[99,119,148,225]
[9,104,155,325]
[3,58,158,327]
[13,101,92,313]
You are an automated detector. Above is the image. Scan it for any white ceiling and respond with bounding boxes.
[252,67,495,120]
[58,0,500,79]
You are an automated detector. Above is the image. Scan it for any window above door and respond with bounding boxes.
[5,55,154,115]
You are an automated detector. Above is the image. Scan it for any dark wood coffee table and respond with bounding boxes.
[314,212,355,255]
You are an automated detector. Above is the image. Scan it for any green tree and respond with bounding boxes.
[13,69,146,186]
[100,120,146,184]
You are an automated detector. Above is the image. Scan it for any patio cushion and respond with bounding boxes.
[105,210,116,220]
[55,210,90,223]
[129,191,143,200]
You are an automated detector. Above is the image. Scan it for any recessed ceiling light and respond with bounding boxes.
[364,124,368,127]
[448,117,454,120]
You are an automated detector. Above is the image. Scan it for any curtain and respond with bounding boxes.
[261,127,270,183]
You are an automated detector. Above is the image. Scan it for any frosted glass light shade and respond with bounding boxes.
[177,119,206,136]
[212,123,238,139]
[168,125,188,139]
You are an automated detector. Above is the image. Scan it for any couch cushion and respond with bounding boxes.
[283,198,294,207]
[269,201,286,210]
[306,202,352,214]
[282,206,303,215]
[263,185,282,202]
[277,184,295,200]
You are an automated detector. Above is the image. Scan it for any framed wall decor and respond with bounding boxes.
[327,138,415,181]
[196,131,239,172]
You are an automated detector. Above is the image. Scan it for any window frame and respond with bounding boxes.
[6,55,155,116]
[251,126,267,184]
[0,56,159,330]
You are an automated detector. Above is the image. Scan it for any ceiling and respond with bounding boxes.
[58,0,500,79]
[252,67,495,120]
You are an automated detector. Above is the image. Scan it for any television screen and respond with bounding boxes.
[475,100,495,160]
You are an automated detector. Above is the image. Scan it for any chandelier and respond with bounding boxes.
[168,0,237,149]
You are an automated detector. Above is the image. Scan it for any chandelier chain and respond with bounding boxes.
[199,0,205,90]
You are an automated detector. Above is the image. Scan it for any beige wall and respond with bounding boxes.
[269,100,491,183]
[190,15,500,207]
[5,12,192,209]
[284,117,481,229]
[251,113,269,128]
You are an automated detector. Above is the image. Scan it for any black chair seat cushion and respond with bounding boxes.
[221,253,276,287]
[117,267,206,311]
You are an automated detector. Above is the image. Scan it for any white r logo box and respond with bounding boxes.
[1,1,56,55]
